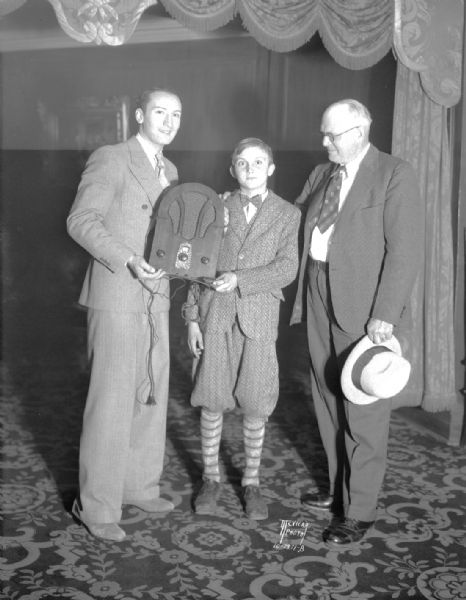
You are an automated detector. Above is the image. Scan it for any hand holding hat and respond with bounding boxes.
[341,335,411,405]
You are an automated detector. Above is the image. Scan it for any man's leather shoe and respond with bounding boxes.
[323,518,374,545]
[126,497,175,513]
[301,492,333,510]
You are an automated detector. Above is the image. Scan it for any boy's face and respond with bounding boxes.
[230,146,275,195]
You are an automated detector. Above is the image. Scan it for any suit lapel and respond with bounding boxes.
[337,145,379,222]
[127,136,164,208]
[226,192,248,243]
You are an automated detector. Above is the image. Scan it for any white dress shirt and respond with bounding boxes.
[310,144,370,262]
[136,133,159,169]
[243,190,267,224]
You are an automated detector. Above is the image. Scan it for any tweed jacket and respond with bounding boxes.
[290,145,423,333]
[67,136,178,314]
[189,190,300,340]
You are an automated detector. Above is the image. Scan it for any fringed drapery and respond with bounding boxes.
[391,62,457,412]
[393,0,463,108]
[162,0,393,67]
[0,0,393,67]
[46,0,158,46]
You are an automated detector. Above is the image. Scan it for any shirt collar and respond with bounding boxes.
[342,143,370,179]
[136,133,162,167]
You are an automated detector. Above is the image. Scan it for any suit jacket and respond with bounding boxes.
[67,136,178,313]
[191,190,301,340]
[290,144,423,333]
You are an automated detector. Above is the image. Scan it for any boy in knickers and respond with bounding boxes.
[185,138,300,519]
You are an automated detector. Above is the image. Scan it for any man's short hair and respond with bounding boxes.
[330,99,372,127]
[136,88,181,112]
[231,137,274,164]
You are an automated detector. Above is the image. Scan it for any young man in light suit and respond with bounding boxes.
[290,99,423,545]
[67,88,182,541]
[185,138,301,520]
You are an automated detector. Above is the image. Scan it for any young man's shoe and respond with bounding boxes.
[88,522,126,542]
[194,479,221,515]
[71,500,126,542]
[323,518,374,545]
[125,497,175,513]
[243,485,268,520]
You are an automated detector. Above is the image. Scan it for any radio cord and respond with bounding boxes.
[139,275,212,405]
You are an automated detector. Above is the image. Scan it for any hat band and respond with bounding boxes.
[351,346,392,392]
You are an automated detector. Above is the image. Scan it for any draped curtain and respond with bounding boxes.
[390,0,462,412]
[391,63,457,411]
[0,0,463,412]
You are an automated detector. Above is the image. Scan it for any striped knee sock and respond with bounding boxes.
[242,416,266,487]
[200,409,223,482]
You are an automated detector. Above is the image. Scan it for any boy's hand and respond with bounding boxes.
[212,272,237,293]
[188,322,204,358]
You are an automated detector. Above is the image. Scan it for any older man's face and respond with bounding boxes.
[320,106,365,165]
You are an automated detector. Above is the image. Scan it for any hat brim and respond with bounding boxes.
[341,335,402,405]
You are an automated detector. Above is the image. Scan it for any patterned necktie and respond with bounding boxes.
[316,165,346,233]
[155,153,170,189]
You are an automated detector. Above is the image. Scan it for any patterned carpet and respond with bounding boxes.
[1,309,465,600]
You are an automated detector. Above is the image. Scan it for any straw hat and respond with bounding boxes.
[341,335,411,405]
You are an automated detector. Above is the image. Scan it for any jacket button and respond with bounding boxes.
[141,204,148,210]
[238,254,244,260]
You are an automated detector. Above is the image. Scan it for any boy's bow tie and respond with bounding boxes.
[240,193,262,209]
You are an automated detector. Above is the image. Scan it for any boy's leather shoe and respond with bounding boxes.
[194,479,221,515]
[323,518,374,545]
[243,485,268,520]
[301,493,333,510]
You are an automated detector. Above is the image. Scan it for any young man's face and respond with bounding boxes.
[136,91,182,150]
[231,146,275,195]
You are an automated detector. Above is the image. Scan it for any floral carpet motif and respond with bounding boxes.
[1,323,465,600]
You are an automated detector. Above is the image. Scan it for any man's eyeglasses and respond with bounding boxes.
[321,125,361,144]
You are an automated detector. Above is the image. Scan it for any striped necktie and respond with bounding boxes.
[155,153,170,189]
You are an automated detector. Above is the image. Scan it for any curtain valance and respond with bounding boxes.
[161,0,393,70]
[0,1,462,106]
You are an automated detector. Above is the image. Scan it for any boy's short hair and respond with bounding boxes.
[231,138,274,164]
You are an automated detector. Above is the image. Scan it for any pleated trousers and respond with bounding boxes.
[77,308,169,524]
[306,258,391,522]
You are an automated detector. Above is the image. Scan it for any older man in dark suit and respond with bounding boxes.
[67,88,182,541]
[290,99,423,545]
